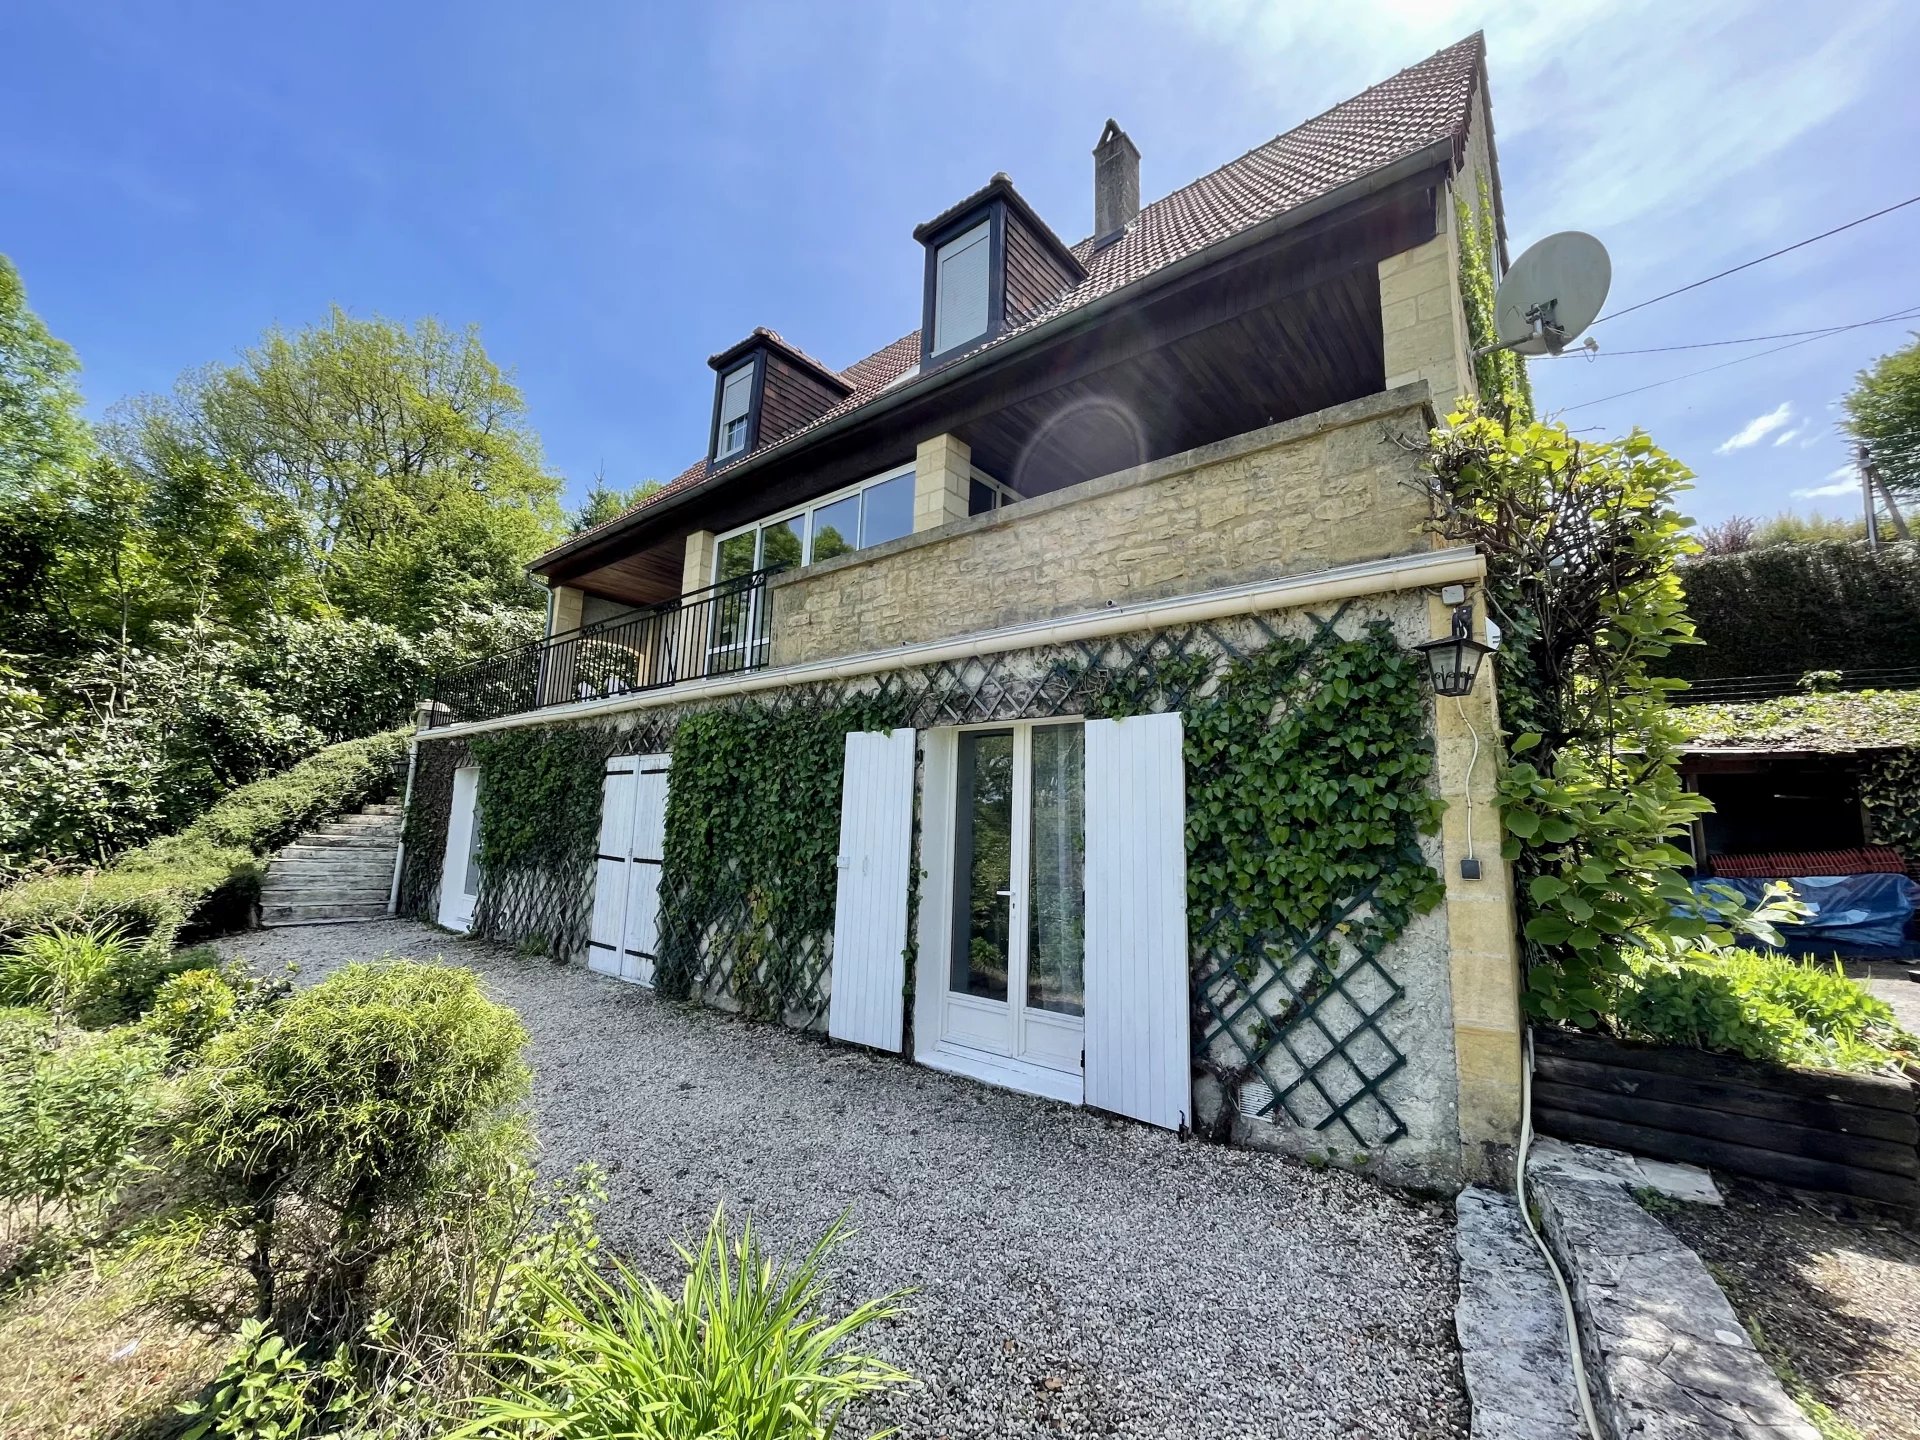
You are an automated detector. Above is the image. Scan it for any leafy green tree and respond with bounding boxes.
[568,473,662,534]
[1845,332,1920,499]
[116,307,565,634]
[0,254,90,495]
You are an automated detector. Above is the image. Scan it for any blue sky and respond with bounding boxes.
[3,0,1915,526]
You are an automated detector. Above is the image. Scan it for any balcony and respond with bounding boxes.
[423,568,779,729]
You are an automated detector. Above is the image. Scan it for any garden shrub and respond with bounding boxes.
[0,921,138,1026]
[0,727,407,952]
[1609,948,1918,1074]
[453,1207,911,1440]
[0,1019,166,1234]
[143,968,239,1059]
[174,959,529,1340]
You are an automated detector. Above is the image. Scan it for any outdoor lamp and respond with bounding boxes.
[1414,604,1494,697]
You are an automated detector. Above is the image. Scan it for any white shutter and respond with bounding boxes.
[829,728,916,1051]
[437,767,481,932]
[621,756,671,986]
[933,221,991,354]
[719,365,754,425]
[588,758,637,976]
[1084,713,1191,1131]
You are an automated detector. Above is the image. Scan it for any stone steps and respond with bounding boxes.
[261,796,402,928]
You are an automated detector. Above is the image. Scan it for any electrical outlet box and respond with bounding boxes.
[1460,856,1482,880]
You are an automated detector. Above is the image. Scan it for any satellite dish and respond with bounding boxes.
[1491,231,1611,357]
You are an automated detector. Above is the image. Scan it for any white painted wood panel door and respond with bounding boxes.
[437,766,482,933]
[621,757,671,985]
[829,728,915,1052]
[587,759,636,976]
[1083,713,1191,1131]
[588,753,669,985]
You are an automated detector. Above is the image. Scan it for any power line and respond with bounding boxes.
[1591,192,1920,326]
[1555,305,1920,414]
[1548,307,1920,358]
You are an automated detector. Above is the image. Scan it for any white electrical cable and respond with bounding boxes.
[1516,1028,1604,1439]
[1453,696,1481,864]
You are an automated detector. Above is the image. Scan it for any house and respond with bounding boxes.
[402,34,1527,1189]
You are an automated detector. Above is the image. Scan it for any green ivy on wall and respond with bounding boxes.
[1456,173,1533,423]
[655,693,906,1016]
[1862,747,1920,867]
[466,725,607,953]
[1093,619,1445,1142]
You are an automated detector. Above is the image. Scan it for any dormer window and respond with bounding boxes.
[714,361,757,461]
[932,220,992,356]
[915,175,1085,371]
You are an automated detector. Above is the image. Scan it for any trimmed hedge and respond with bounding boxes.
[1665,539,1920,681]
[0,728,409,951]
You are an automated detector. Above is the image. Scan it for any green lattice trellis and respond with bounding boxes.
[399,601,1439,1148]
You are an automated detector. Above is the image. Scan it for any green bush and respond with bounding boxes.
[175,959,529,1339]
[0,727,407,952]
[0,1019,166,1232]
[143,967,239,1058]
[1609,948,1918,1074]
[453,1207,911,1440]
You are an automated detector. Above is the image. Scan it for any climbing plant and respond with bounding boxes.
[466,725,608,955]
[655,693,906,1017]
[1095,617,1445,1143]
[1862,747,1920,867]
[1416,408,1722,1027]
[1456,173,1533,423]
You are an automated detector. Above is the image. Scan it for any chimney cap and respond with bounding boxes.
[1094,119,1139,158]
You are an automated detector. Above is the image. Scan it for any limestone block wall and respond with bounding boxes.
[769,386,1437,668]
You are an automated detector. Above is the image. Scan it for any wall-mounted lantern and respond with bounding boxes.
[1414,595,1494,698]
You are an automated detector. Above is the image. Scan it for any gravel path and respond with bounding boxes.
[219,920,1470,1439]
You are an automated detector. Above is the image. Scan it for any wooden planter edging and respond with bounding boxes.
[1531,1027,1920,1209]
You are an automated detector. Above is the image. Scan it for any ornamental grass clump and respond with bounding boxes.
[454,1207,912,1440]
[174,959,529,1342]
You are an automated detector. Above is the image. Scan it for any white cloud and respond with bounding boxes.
[1771,426,1803,447]
[1792,466,1859,499]
[1716,402,1795,454]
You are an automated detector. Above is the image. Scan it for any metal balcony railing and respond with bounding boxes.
[423,567,780,728]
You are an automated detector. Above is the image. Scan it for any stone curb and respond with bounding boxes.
[1527,1140,1818,1440]
[1455,1186,1582,1439]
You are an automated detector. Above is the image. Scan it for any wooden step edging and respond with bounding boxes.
[1532,1027,1919,1209]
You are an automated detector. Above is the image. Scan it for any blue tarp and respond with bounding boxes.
[1692,872,1920,955]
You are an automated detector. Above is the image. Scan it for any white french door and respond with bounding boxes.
[588,753,670,985]
[917,722,1086,1102]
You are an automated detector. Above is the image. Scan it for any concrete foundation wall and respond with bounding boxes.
[768,387,1437,668]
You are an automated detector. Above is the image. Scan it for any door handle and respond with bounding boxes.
[995,889,1012,897]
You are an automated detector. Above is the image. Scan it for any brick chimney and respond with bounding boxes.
[1093,119,1140,248]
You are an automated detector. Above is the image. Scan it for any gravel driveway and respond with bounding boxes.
[219,919,1469,1439]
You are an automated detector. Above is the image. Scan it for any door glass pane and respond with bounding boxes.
[1027,725,1085,1016]
[951,730,1013,1002]
[860,472,913,548]
[810,495,858,564]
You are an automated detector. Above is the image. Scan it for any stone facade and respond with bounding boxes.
[770,387,1437,668]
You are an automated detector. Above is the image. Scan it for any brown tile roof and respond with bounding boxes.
[548,33,1484,564]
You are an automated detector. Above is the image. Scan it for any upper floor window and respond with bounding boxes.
[931,219,993,357]
[714,361,756,461]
